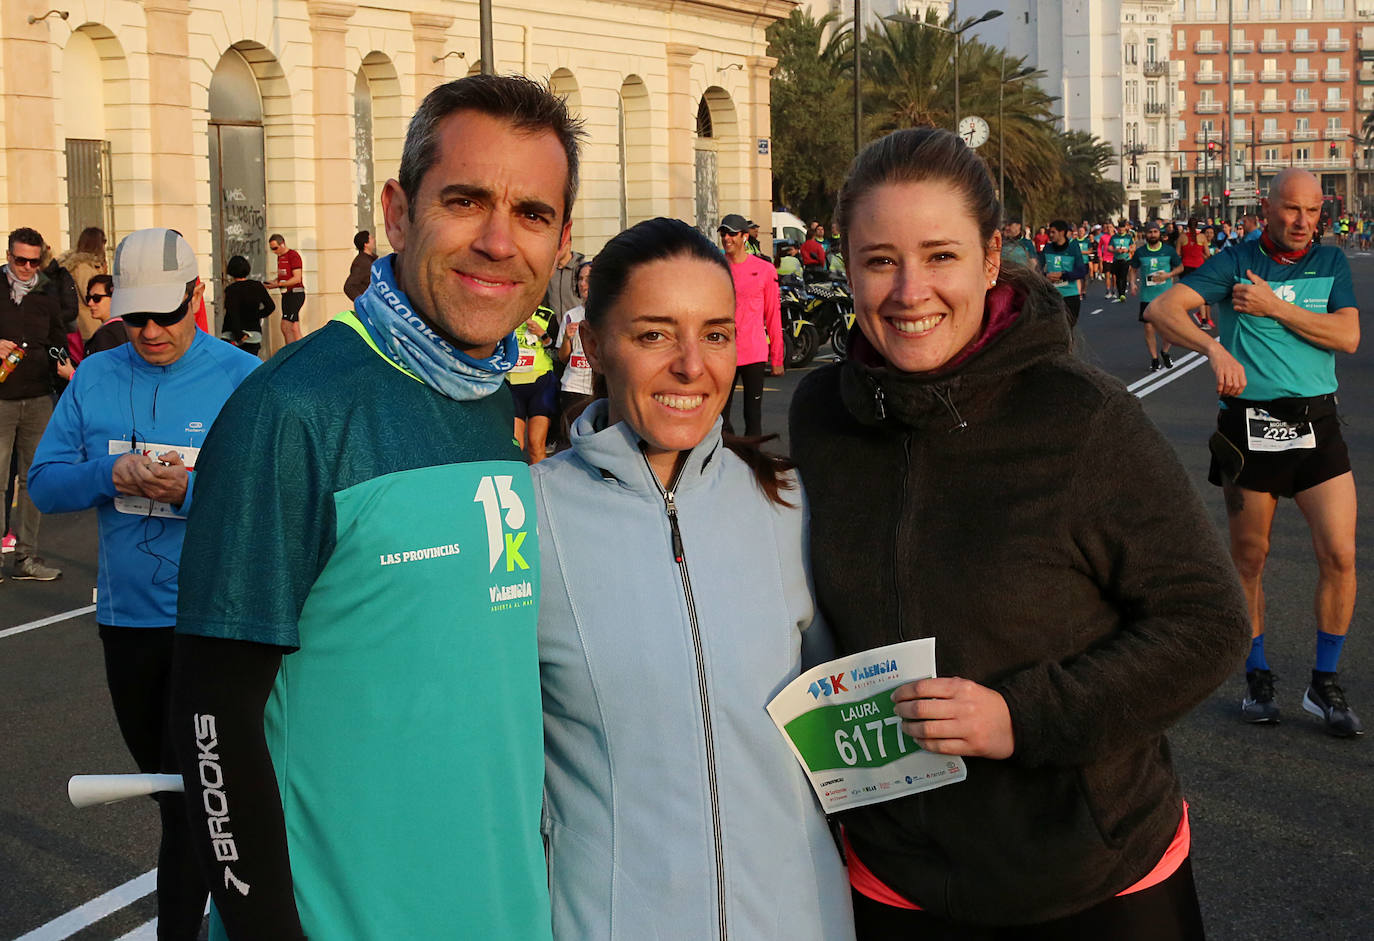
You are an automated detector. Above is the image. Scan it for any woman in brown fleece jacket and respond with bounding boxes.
[789,128,1249,940]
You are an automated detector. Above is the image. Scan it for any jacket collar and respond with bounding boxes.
[119,327,211,377]
[568,398,723,494]
[839,276,1070,431]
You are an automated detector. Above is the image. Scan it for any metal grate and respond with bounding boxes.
[66,138,114,249]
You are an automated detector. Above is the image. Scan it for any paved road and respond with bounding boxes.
[4,262,1373,939]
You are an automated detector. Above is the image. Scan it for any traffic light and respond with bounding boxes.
[1329,143,1339,158]
[1207,141,1217,154]
[1224,188,1231,198]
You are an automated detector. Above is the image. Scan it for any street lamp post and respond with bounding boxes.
[999,57,1036,204]
[479,0,494,75]
[854,0,863,156]
[886,5,1003,130]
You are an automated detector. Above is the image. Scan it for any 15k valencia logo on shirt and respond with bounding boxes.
[475,474,534,611]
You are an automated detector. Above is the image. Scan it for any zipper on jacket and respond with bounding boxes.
[931,385,968,433]
[894,434,912,638]
[868,375,887,420]
[642,448,728,941]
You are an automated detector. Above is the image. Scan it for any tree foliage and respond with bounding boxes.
[766,10,853,223]
[767,8,1128,227]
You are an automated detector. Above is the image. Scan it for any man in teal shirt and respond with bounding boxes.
[1145,168,1362,738]
[1038,219,1087,325]
[173,75,583,938]
[1129,222,1182,371]
[1108,222,1136,302]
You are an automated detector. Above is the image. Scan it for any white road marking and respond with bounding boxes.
[1088,307,1103,316]
[0,604,97,641]
[1134,354,1211,398]
[1126,351,1200,392]
[13,869,155,941]
[114,919,157,940]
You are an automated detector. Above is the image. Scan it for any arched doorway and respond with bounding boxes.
[695,87,741,239]
[549,69,583,233]
[619,76,652,230]
[355,52,403,251]
[62,26,132,251]
[208,47,268,316]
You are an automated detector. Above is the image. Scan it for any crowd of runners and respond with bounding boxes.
[2,73,1366,940]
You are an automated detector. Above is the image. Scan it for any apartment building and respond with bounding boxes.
[1172,0,1374,216]
[1007,0,1180,221]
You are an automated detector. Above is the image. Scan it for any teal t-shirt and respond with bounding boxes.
[1182,240,1357,400]
[1109,233,1134,262]
[1130,242,1182,303]
[178,315,550,940]
[1040,241,1084,296]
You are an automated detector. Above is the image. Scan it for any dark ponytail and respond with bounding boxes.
[585,217,796,507]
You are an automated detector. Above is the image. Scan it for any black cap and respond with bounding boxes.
[718,213,750,234]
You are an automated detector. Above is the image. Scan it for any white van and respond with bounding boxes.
[771,210,807,246]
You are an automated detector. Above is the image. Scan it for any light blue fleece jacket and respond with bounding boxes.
[532,401,854,941]
[30,331,260,626]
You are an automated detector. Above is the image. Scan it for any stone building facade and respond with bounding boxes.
[1,0,790,344]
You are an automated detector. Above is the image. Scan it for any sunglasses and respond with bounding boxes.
[86,292,110,303]
[123,309,188,329]
[9,255,42,269]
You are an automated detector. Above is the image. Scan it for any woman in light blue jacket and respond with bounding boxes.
[532,218,853,941]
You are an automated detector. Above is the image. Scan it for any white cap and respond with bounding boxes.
[111,228,198,318]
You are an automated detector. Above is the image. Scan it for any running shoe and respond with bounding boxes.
[12,557,61,581]
[1,532,13,553]
[1161,350,1174,368]
[1303,674,1364,737]
[1106,291,1116,300]
[1242,669,1281,724]
[1150,358,1161,372]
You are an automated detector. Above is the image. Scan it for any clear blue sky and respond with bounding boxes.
[959,0,1011,49]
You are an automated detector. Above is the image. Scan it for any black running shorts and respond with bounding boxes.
[280,291,305,323]
[1208,398,1350,498]
[508,370,558,420]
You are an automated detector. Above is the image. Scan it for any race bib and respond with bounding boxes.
[569,354,590,370]
[1245,408,1316,453]
[513,348,537,373]
[106,441,201,518]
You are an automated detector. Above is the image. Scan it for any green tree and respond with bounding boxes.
[766,9,853,224]
[1040,131,1126,222]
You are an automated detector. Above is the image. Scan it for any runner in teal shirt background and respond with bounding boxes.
[1129,222,1183,371]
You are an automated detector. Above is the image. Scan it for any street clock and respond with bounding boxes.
[958,116,990,149]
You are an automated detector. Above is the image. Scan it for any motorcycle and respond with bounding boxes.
[780,275,820,368]
[802,273,854,359]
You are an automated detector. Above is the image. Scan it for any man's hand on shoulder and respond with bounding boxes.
[1232,270,1280,318]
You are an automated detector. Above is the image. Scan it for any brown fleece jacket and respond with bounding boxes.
[789,274,1248,926]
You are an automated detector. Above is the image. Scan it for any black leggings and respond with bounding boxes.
[723,362,766,437]
[99,625,209,941]
[1063,294,1082,327]
[851,856,1205,941]
[1112,259,1131,296]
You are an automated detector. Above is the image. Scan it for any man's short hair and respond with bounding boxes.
[354,230,371,251]
[8,227,43,253]
[398,74,586,223]
[87,273,114,295]
[1049,219,1070,234]
[268,233,285,246]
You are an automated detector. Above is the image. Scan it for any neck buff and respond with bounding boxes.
[352,254,518,401]
[1259,230,1310,266]
[5,264,38,305]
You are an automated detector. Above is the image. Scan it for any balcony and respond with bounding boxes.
[1325,127,1349,139]
[1259,100,1287,111]
[1290,158,1354,169]
[1259,9,1283,21]
[1325,38,1350,52]
[1293,99,1319,110]
[1361,98,1374,111]
[1234,100,1256,112]
[1231,39,1255,54]
[1260,70,1288,82]
[1360,28,1374,58]
[1361,63,1374,82]
[1143,60,1170,77]
[1196,71,1225,83]
[1195,101,1224,113]
[1195,40,1224,54]
[1293,128,1320,140]
[1325,69,1351,82]
[1259,39,1286,52]
[1194,9,1218,20]
[1233,129,1254,143]
[1260,129,1289,142]
[1233,68,1256,82]
[1293,69,1319,82]
[1195,129,1224,143]
[1292,39,1319,52]
[1145,102,1170,115]
[1323,98,1350,110]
